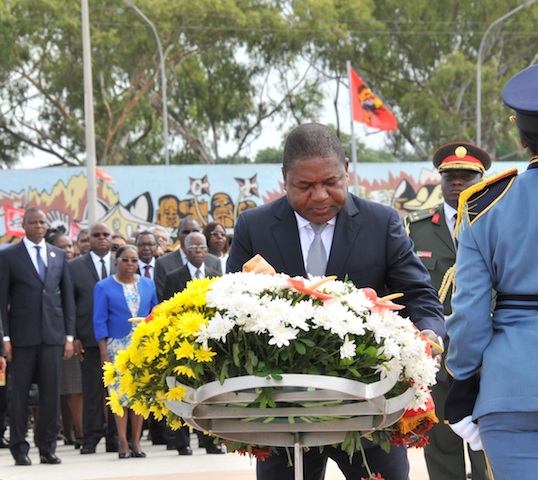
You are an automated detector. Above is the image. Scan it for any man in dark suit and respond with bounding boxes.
[0,207,76,466]
[227,123,446,480]
[162,232,225,455]
[404,142,490,480]
[68,222,118,454]
[154,216,221,301]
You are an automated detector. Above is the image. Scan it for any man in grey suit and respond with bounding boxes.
[154,216,221,301]
[0,207,76,466]
[227,123,446,480]
[68,222,118,454]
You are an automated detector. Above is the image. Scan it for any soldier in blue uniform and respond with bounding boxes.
[445,64,538,479]
[405,143,491,480]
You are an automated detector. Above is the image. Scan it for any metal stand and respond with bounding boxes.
[164,372,414,479]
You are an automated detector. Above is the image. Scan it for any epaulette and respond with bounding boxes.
[455,168,518,233]
[403,205,441,235]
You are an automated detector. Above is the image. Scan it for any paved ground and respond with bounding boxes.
[0,435,430,480]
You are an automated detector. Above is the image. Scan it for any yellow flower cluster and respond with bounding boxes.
[103,277,218,426]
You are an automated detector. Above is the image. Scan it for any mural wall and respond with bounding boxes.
[0,161,526,245]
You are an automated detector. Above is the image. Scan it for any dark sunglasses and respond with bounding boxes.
[92,232,111,238]
[111,244,121,251]
[181,229,200,234]
[119,258,138,263]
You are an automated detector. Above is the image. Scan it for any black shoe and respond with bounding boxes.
[14,454,32,466]
[177,446,193,456]
[106,442,119,453]
[118,451,132,459]
[80,445,96,454]
[205,443,226,454]
[165,443,177,451]
[40,452,62,464]
[0,436,9,448]
[131,450,146,458]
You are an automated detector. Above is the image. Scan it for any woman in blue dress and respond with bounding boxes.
[94,245,158,459]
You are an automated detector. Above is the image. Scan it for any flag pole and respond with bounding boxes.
[347,61,360,196]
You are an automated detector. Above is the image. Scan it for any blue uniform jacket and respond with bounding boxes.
[447,167,538,420]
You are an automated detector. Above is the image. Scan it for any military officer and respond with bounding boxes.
[405,142,491,480]
[446,64,538,479]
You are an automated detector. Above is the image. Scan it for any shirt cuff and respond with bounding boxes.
[66,335,74,342]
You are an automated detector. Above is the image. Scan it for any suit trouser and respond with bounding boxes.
[9,344,63,457]
[80,346,117,448]
[256,443,409,480]
[173,424,216,449]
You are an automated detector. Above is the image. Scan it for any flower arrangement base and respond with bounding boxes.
[165,372,415,477]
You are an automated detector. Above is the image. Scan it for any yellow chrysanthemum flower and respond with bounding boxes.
[163,326,181,345]
[166,385,187,401]
[173,365,196,378]
[176,311,207,338]
[106,389,124,417]
[174,339,195,360]
[168,415,184,431]
[142,335,161,362]
[131,399,151,418]
[139,369,155,384]
[194,346,217,363]
[102,361,117,387]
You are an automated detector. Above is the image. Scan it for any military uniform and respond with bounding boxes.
[404,206,456,316]
[446,64,538,479]
[405,142,491,480]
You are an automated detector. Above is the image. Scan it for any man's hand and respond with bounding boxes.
[0,355,6,373]
[74,339,85,362]
[420,329,444,361]
[64,339,75,359]
[4,341,12,363]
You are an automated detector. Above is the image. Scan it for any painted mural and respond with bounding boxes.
[0,161,527,246]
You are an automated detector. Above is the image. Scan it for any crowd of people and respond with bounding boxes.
[0,64,537,479]
[0,213,230,465]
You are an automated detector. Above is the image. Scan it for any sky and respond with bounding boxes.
[14,80,389,169]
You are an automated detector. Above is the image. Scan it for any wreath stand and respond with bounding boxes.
[164,372,415,479]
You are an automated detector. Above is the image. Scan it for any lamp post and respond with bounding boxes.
[81,0,98,225]
[476,0,536,147]
[124,0,170,165]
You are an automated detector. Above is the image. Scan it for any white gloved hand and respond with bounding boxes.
[449,415,483,451]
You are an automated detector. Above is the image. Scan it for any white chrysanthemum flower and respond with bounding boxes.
[340,336,356,359]
[204,311,235,343]
[267,324,299,347]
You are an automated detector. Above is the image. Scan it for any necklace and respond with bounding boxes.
[530,155,538,165]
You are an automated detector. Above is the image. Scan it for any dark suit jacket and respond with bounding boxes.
[227,194,445,337]
[0,241,76,347]
[405,205,456,316]
[68,252,117,347]
[155,250,222,301]
[162,264,221,301]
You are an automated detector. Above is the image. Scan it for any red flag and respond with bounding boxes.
[4,205,26,237]
[96,167,115,184]
[349,67,397,131]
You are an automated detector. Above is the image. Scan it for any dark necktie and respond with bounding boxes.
[195,268,202,279]
[100,259,108,280]
[453,214,458,250]
[35,246,47,281]
[144,264,152,278]
[306,223,328,276]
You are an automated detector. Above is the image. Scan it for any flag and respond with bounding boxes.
[4,205,26,237]
[96,167,115,184]
[349,67,397,131]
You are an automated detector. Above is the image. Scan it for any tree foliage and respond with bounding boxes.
[0,0,537,168]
